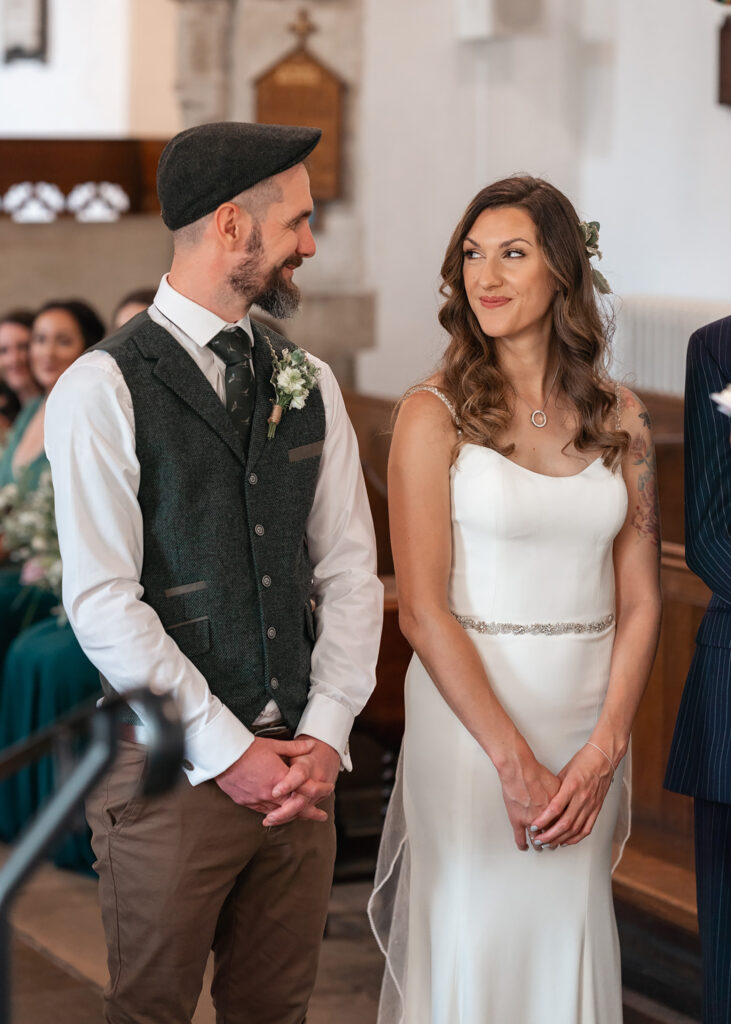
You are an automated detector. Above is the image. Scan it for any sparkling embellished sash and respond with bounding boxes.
[453,612,615,636]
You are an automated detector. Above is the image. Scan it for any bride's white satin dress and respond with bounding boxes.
[370,439,631,1024]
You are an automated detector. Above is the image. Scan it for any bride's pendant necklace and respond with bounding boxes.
[515,365,560,429]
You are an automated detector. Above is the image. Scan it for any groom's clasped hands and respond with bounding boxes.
[215,734,340,825]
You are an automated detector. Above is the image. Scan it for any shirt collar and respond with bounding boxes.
[152,274,254,348]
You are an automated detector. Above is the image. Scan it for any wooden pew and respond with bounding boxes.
[342,389,395,576]
[638,391,684,546]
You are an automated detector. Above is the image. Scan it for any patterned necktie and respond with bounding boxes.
[207,327,255,449]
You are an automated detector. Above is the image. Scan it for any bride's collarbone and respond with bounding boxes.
[496,426,599,478]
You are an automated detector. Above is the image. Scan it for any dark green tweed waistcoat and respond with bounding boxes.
[95,312,326,730]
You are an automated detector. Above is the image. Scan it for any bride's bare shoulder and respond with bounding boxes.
[395,378,458,451]
[400,375,455,421]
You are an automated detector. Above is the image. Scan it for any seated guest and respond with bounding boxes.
[0,309,40,413]
[0,300,105,491]
[0,299,105,870]
[112,287,156,330]
[0,300,105,658]
[0,611,101,871]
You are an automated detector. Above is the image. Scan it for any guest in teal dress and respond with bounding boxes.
[0,309,41,416]
[0,300,106,655]
[0,299,105,871]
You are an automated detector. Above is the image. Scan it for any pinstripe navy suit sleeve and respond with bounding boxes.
[676,319,731,1024]
[665,317,731,801]
[684,321,731,605]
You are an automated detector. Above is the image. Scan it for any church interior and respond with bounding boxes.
[0,0,729,1021]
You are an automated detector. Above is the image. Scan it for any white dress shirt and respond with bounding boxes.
[45,276,383,784]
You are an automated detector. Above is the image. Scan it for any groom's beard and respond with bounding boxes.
[228,223,303,320]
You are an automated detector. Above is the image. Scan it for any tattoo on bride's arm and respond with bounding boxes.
[639,410,652,429]
[629,435,660,545]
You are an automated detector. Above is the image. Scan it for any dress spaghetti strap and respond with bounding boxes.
[402,384,461,428]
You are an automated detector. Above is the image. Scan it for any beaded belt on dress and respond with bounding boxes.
[453,612,615,636]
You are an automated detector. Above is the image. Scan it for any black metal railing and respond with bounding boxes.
[0,690,184,1023]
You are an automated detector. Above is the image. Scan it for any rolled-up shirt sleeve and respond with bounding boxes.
[45,353,254,784]
[295,359,384,768]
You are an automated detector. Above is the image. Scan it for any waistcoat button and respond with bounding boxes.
[254,524,265,536]
[270,677,279,690]
[248,473,258,485]
[267,626,277,639]
[262,574,272,588]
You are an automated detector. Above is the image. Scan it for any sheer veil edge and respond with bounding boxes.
[367,738,632,1024]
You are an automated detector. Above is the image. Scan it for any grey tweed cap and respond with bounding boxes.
[157,121,321,231]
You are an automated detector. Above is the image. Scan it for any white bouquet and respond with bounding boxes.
[2,469,65,621]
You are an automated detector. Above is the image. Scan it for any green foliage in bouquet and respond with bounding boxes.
[0,469,65,623]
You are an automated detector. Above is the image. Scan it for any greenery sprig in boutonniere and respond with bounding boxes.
[265,339,320,440]
[579,220,612,295]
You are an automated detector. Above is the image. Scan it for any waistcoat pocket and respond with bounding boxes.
[167,616,212,657]
[288,439,325,462]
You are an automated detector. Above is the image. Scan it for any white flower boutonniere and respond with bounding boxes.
[711,383,731,417]
[265,339,320,439]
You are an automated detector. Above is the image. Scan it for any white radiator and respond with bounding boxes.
[610,295,730,396]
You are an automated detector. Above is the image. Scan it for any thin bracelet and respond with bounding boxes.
[585,741,616,778]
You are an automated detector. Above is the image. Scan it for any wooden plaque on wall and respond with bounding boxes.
[256,49,344,201]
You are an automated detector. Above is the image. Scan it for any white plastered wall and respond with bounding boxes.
[579,0,731,301]
[0,0,179,137]
[356,0,731,396]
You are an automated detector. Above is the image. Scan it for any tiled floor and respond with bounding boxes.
[2,846,381,1024]
[1,845,699,1024]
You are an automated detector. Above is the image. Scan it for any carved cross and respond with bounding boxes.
[289,7,317,49]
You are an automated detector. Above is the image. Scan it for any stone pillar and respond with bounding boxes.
[174,0,237,128]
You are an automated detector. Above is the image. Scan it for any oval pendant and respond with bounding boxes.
[531,409,547,428]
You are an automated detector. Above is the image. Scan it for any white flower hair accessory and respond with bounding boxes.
[264,339,320,439]
[579,220,611,295]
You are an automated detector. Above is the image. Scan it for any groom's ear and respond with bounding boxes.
[214,202,254,251]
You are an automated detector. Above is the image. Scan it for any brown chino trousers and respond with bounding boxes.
[86,741,337,1024]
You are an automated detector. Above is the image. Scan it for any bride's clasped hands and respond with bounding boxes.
[495,739,560,850]
[528,741,617,849]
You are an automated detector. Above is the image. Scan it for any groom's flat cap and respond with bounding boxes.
[157,121,322,231]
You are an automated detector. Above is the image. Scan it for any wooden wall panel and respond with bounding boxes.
[631,543,710,840]
[0,139,167,213]
[342,389,395,576]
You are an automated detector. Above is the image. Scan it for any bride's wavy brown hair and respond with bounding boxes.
[437,176,629,468]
